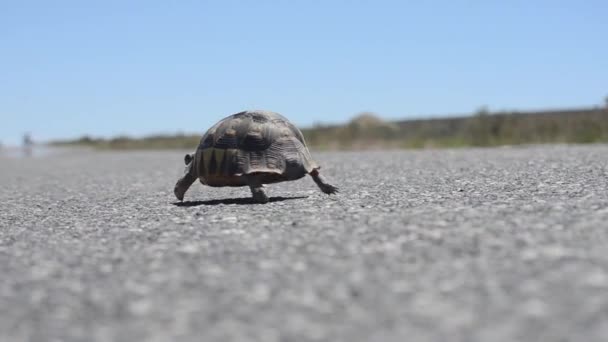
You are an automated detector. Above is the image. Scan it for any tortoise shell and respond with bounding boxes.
[191,110,318,187]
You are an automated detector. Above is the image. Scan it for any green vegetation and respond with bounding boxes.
[52,134,201,150]
[303,107,608,149]
[52,107,608,150]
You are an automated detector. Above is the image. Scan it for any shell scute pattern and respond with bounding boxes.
[194,110,317,186]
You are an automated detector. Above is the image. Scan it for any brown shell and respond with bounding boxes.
[192,110,318,187]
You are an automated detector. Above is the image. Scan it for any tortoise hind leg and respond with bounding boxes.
[310,169,339,195]
[247,177,270,204]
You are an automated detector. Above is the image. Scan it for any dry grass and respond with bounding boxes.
[52,107,608,150]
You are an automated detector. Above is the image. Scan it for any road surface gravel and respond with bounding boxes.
[1,145,608,342]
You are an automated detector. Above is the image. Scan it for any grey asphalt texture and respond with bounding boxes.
[2,145,608,342]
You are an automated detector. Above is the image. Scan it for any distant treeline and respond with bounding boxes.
[304,107,608,149]
[52,106,608,150]
[53,134,201,150]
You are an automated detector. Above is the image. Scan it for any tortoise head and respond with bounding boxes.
[174,153,197,201]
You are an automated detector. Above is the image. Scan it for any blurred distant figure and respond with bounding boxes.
[22,133,33,157]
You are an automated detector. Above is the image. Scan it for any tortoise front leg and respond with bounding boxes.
[247,177,269,204]
[174,172,197,202]
[310,169,339,195]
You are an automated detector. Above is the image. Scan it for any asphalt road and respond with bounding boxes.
[2,145,608,342]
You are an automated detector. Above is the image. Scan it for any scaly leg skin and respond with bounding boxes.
[174,172,197,202]
[248,178,269,204]
[310,169,339,195]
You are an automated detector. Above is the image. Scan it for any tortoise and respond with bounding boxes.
[174,110,338,203]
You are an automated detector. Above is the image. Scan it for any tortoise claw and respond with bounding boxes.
[320,183,339,195]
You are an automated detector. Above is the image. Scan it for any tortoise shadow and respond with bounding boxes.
[173,196,308,207]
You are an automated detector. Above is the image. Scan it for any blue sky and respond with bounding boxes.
[1,0,607,145]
